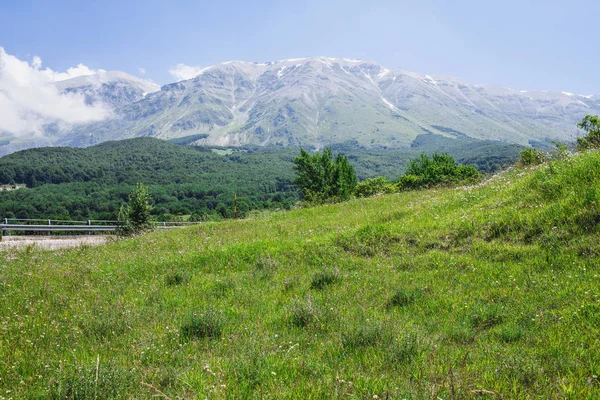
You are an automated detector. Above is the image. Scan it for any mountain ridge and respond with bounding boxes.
[1,57,598,155]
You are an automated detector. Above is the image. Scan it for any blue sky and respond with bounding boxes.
[1,0,599,93]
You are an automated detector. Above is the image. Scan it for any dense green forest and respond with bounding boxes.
[0,135,522,220]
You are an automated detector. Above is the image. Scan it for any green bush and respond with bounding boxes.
[456,164,481,183]
[518,148,546,167]
[354,176,389,197]
[397,153,481,190]
[397,174,422,190]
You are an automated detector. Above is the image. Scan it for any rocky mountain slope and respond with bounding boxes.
[54,71,160,108]
[2,58,599,154]
[58,58,599,149]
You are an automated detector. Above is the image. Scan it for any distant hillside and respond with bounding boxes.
[0,135,522,219]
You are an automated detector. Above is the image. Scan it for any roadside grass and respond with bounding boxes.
[1,151,600,398]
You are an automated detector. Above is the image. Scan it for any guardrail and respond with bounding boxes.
[0,218,202,238]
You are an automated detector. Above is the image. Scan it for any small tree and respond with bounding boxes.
[293,148,357,203]
[118,183,152,235]
[576,115,600,151]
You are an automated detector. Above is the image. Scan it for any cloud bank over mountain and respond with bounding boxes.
[0,48,111,138]
[169,63,211,81]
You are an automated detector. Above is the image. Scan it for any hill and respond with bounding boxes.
[0,135,522,220]
[1,150,599,398]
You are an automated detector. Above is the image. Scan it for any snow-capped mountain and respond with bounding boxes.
[54,71,160,108]
[3,57,600,155]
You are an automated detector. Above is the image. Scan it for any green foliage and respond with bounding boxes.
[354,176,395,197]
[336,224,400,257]
[0,138,298,220]
[576,114,600,151]
[397,152,481,190]
[518,148,546,166]
[0,135,522,220]
[118,183,152,235]
[128,183,152,229]
[293,148,357,203]
[550,140,571,160]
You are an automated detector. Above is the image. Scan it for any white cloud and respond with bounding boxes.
[138,67,146,75]
[169,63,210,81]
[0,47,111,138]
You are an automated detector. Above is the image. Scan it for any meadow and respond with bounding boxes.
[1,150,599,399]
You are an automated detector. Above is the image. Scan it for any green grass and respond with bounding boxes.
[1,151,600,398]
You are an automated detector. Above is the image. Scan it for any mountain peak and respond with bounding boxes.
[3,58,598,157]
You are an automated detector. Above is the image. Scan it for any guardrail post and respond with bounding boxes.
[88,220,91,235]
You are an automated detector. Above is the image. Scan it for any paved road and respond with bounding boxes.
[0,235,110,250]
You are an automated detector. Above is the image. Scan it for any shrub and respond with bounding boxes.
[180,308,224,340]
[396,174,423,190]
[518,148,546,167]
[550,140,571,160]
[456,164,481,183]
[397,152,481,190]
[354,176,391,197]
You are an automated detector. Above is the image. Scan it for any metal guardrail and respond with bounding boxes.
[0,224,117,232]
[0,218,202,238]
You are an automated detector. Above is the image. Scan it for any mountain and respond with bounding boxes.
[57,58,599,149]
[54,71,160,108]
[2,58,599,155]
[0,71,160,157]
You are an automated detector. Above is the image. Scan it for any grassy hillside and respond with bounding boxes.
[0,135,521,220]
[2,150,598,398]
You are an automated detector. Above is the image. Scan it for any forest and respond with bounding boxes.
[0,134,523,220]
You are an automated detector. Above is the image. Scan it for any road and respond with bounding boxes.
[0,235,110,250]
